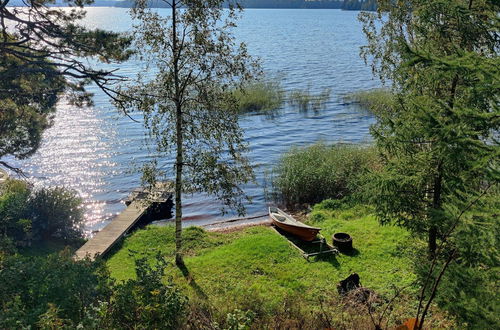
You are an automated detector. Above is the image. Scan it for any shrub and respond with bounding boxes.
[225,309,255,330]
[37,303,73,329]
[0,180,85,249]
[0,251,188,329]
[315,198,345,211]
[92,253,188,329]
[0,236,16,255]
[0,180,31,245]
[232,80,284,114]
[435,263,499,329]
[271,143,380,207]
[0,250,112,327]
[29,187,84,242]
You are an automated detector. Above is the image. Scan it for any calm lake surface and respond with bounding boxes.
[13,8,380,234]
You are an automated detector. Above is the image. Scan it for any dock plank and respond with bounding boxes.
[74,201,149,260]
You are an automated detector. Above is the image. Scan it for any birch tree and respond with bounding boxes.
[117,0,258,265]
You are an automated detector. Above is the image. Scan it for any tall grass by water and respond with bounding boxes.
[232,80,285,114]
[270,143,380,207]
[343,88,395,116]
[288,87,331,112]
[230,80,333,115]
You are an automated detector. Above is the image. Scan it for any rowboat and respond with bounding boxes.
[269,207,321,241]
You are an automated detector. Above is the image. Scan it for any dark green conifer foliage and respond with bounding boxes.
[360,0,499,327]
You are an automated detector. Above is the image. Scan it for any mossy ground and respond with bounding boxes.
[106,204,417,318]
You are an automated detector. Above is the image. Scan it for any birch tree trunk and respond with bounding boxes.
[172,1,184,265]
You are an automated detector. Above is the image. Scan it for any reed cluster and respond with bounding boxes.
[343,88,394,116]
[232,80,285,113]
[270,143,380,207]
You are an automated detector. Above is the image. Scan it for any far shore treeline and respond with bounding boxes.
[6,0,377,10]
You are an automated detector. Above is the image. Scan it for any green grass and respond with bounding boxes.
[107,205,416,317]
[231,82,334,115]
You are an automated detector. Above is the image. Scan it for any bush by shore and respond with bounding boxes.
[0,179,84,251]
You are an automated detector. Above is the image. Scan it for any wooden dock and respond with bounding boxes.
[75,183,173,260]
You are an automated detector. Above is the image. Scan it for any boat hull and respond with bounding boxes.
[272,219,320,241]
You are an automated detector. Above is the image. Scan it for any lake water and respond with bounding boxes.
[12,8,380,234]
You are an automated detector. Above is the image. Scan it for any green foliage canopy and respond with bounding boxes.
[0,0,132,171]
[360,0,499,326]
[0,250,187,329]
[0,54,65,165]
[0,250,111,327]
[29,187,84,242]
[360,0,499,252]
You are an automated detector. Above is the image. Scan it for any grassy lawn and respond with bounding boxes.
[106,203,416,317]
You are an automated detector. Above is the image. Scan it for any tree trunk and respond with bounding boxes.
[172,1,184,266]
[417,250,456,330]
[428,225,437,259]
[174,103,183,266]
[429,164,442,259]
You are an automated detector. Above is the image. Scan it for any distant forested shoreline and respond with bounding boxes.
[7,0,377,10]
[117,0,377,10]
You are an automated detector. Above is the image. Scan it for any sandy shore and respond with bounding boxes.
[202,208,310,233]
[205,218,273,233]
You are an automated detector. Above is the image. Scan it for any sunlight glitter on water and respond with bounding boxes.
[16,101,122,233]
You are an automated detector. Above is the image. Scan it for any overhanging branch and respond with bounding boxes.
[0,160,26,178]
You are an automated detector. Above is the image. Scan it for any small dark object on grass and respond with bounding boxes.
[337,273,360,295]
[346,287,380,306]
[332,232,353,252]
[338,274,381,313]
